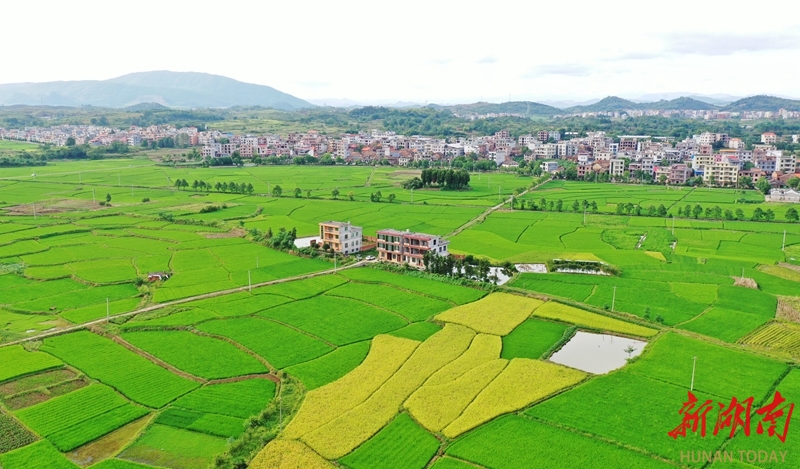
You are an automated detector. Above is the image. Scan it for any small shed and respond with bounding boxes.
[147,272,170,282]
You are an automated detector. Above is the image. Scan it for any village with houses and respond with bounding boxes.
[3,122,800,202]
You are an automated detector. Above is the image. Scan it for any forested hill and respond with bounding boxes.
[0,71,314,110]
[722,95,800,112]
[564,96,718,113]
[429,101,562,117]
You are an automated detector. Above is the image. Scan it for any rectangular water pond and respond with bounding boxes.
[549,331,646,374]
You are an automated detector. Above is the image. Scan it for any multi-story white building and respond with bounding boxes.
[533,144,557,160]
[778,154,797,173]
[728,138,746,149]
[761,132,778,144]
[376,229,449,269]
[518,135,541,147]
[703,161,739,186]
[127,134,142,146]
[318,221,362,255]
[609,158,626,178]
[557,141,578,158]
[695,132,716,146]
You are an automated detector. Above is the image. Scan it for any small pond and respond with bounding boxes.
[549,331,647,374]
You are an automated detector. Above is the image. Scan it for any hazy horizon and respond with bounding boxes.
[3,0,799,105]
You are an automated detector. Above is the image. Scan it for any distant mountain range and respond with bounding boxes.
[1,70,798,116]
[464,95,800,115]
[0,71,313,110]
[720,95,800,112]
[562,96,717,113]
[429,101,562,117]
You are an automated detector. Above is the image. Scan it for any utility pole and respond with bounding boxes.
[106,298,110,323]
[612,286,617,312]
[672,215,675,236]
[782,230,786,251]
[334,252,337,271]
[690,356,697,391]
[118,173,121,187]
[92,188,96,203]
[583,207,586,225]
[256,256,259,269]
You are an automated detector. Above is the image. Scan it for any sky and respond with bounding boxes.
[2,0,800,105]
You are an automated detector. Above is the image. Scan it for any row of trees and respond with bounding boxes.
[264,227,297,250]
[615,203,670,217]
[512,196,799,222]
[173,179,254,194]
[417,169,471,190]
[204,155,244,167]
[676,204,799,222]
[369,191,396,203]
[512,197,600,213]
[421,252,516,284]
[266,185,398,203]
[423,252,491,282]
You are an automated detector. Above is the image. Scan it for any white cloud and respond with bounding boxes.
[662,32,800,56]
[524,64,592,78]
[1,0,799,103]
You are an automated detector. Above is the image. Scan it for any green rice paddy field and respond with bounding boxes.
[1,161,799,469]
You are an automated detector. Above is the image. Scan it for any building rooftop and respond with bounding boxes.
[320,221,361,229]
[377,228,446,241]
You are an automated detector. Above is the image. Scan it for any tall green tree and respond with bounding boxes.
[757,178,772,195]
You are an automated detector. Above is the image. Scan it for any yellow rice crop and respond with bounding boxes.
[249,439,334,469]
[443,358,586,438]
[405,358,507,432]
[301,324,475,459]
[531,302,657,337]
[434,292,543,335]
[424,333,501,386]
[282,334,419,439]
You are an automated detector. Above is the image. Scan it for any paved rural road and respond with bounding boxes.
[445,177,550,239]
[1,260,371,347]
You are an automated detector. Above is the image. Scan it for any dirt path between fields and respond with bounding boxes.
[108,334,207,383]
[1,261,370,348]
[208,373,280,384]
